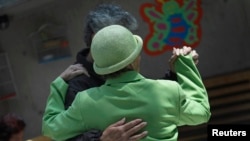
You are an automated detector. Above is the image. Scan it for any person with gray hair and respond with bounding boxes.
[56,3,198,141]
[42,25,210,141]
[83,3,138,48]
[63,3,148,141]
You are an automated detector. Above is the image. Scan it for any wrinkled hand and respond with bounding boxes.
[100,118,148,141]
[169,46,199,72]
[60,64,89,81]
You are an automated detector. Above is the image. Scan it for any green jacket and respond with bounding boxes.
[42,55,211,141]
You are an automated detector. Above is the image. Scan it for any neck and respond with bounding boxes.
[86,52,93,62]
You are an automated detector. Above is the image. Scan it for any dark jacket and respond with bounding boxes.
[65,48,177,141]
[64,48,104,109]
[65,48,104,141]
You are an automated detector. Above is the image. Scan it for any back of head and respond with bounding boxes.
[84,3,138,47]
[91,25,143,75]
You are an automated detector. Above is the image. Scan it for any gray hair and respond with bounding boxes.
[84,3,138,47]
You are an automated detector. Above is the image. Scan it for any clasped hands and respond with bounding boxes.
[168,46,199,72]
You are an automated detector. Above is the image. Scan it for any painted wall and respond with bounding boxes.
[0,0,249,139]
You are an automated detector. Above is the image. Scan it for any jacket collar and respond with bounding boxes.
[105,71,145,85]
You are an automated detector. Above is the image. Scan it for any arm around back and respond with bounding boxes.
[42,77,86,140]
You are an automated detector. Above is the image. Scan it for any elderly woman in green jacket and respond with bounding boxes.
[42,25,211,141]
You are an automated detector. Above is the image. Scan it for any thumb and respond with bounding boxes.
[168,55,178,73]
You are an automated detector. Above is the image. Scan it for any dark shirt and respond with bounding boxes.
[64,48,104,109]
[65,48,104,141]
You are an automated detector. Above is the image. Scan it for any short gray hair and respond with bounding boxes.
[84,3,138,47]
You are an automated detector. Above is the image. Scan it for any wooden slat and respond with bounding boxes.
[178,69,250,141]
[210,91,249,106]
[208,83,250,98]
[211,102,249,115]
[179,133,206,141]
[211,114,250,124]
[204,70,250,88]
[179,124,207,141]
[179,124,206,132]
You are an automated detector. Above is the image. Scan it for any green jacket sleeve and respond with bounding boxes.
[42,77,86,140]
[175,55,211,126]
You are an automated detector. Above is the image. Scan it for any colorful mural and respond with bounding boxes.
[140,0,202,56]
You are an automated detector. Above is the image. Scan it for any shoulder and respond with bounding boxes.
[142,78,180,91]
[77,87,102,101]
[67,74,89,84]
[148,78,179,86]
[66,74,94,91]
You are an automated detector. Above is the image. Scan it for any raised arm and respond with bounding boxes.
[173,47,211,126]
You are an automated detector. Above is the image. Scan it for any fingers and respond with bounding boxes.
[169,46,198,72]
[72,69,85,76]
[60,64,90,81]
[110,118,126,127]
[173,46,192,56]
[69,64,85,76]
[168,54,177,72]
[123,119,143,131]
[169,54,178,63]
[182,46,192,55]
[69,64,81,71]
[191,50,199,59]
[71,64,90,77]
[100,119,147,141]
[173,47,180,56]
[191,50,199,65]
[129,131,148,141]
[125,121,147,137]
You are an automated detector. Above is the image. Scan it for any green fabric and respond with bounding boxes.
[42,55,211,141]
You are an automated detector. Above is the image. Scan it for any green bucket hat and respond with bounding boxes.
[91,25,143,75]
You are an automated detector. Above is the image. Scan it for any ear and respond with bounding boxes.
[130,55,141,72]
